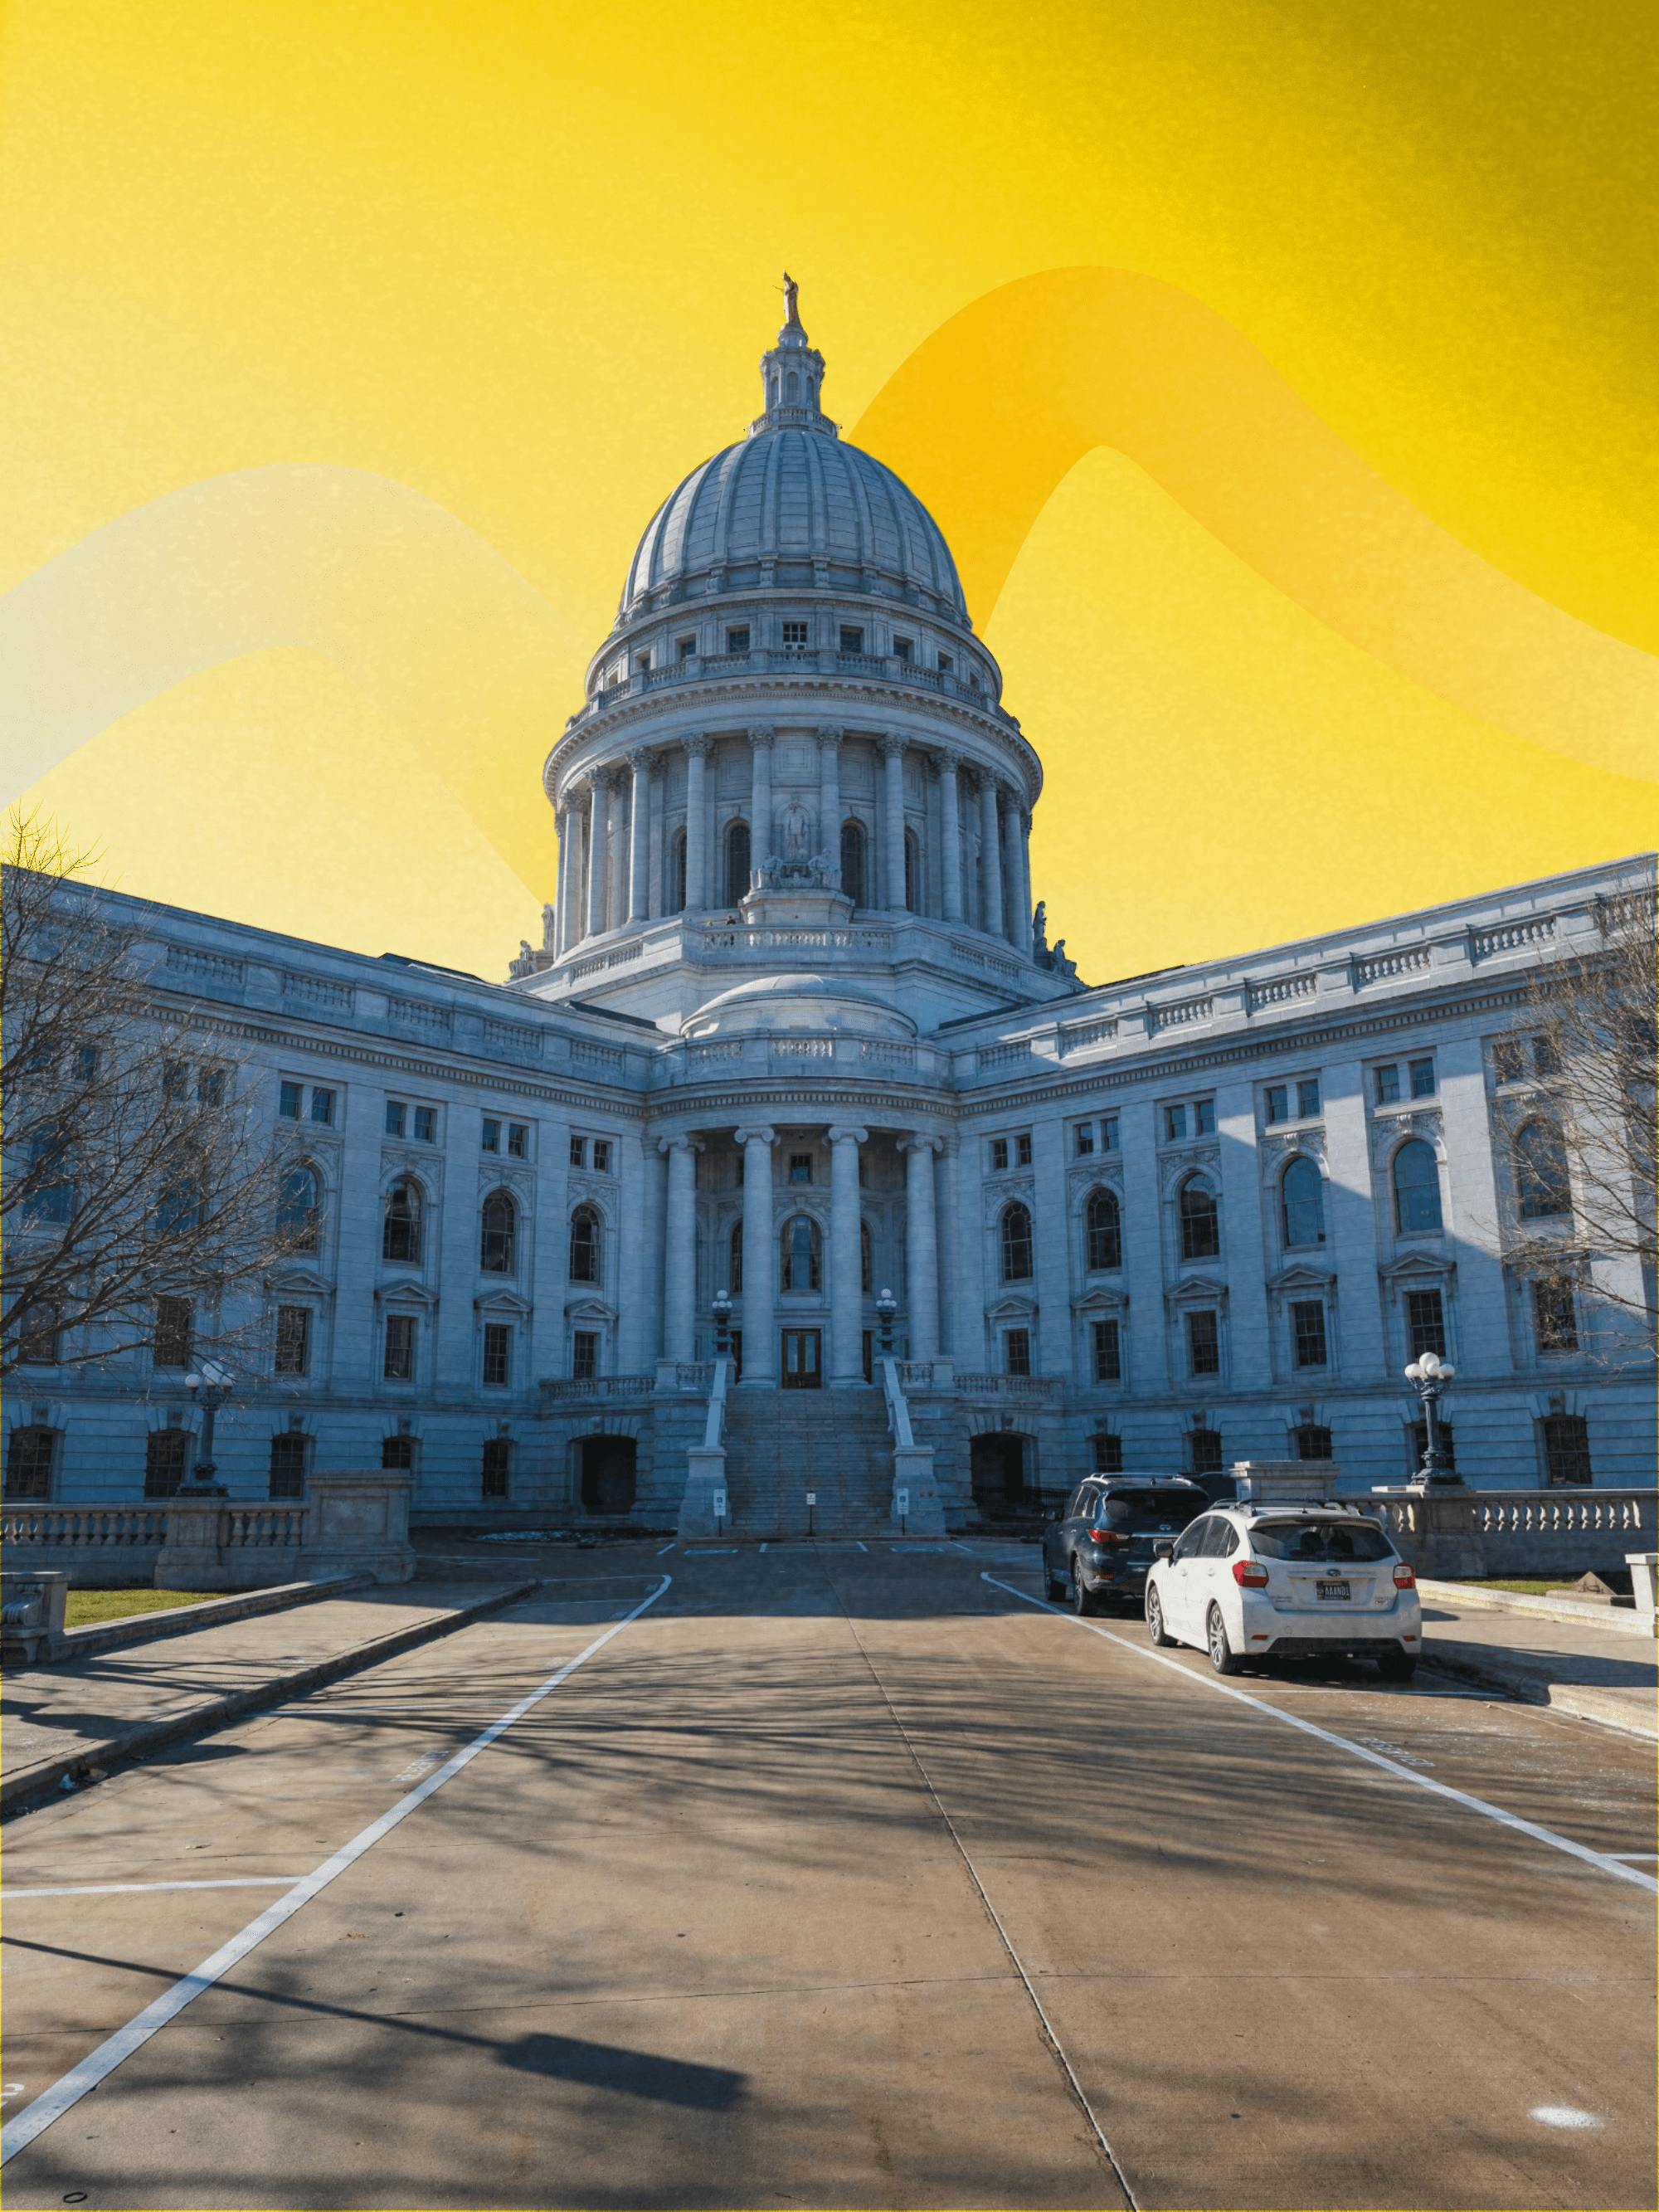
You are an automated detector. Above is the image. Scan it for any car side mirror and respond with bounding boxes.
[1153,1539,1175,1563]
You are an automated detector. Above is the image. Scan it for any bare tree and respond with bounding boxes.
[1497,889,1657,1357]
[2,807,304,1379]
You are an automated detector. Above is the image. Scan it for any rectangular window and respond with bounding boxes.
[1533,1034,1561,1076]
[572,1330,598,1382]
[14,1303,61,1364]
[144,1429,188,1498]
[1194,1099,1215,1136]
[507,1123,528,1157]
[677,634,698,660]
[937,651,953,673]
[75,1045,100,1082]
[591,1139,611,1173]
[197,1068,226,1107]
[1074,1123,1095,1157]
[839,626,865,653]
[383,1313,416,1381]
[154,1297,193,1369]
[1374,1064,1401,1104]
[1493,1040,1526,1083]
[385,1100,406,1138]
[411,1106,435,1143]
[781,621,809,648]
[1102,1116,1118,1152]
[1532,1278,1579,1352]
[892,636,912,661]
[163,1060,189,1100]
[569,1136,586,1168]
[1291,1299,1328,1369]
[268,1432,308,1499]
[481,1118,500,1153]
[1264,1085,1287,1124]
[1092,1318,1121,1382]
[483,1322,512,1386]
[1090,1431,1124,1474]
[1409,1058,1436,1099]
[1297,1078,1321,1118]
[1005,1328,1032,1377]
[1187,1427,1223,1476]
[725,626,750,654]
[5,1425,56,1498]
[274,1305,311,1376]
[1405,1289,1446,1359]
[1015,1133,1033,1167]
[481,1437,512,1499]
[309,1087,335,1126]
[278,1079,303,1120]
[1541,1411,1591,1485]
[788,1152,813,1183]
[1165,1104,1187,1141]
[1186,1309,1220,1376]
[381,1434,415,1471]
[990,1138,1009,1172]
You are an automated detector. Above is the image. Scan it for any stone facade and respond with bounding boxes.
[7,303,1655,1527]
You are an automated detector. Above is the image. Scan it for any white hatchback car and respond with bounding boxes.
[1144,1503,1422,1679]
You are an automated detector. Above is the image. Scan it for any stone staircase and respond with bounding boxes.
[722,1388,898,1538]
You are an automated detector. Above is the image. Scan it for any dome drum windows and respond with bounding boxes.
[839,821,867,909]
[724,820,752,906]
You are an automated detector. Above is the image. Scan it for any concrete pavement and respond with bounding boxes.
[2,1544,1653,2210]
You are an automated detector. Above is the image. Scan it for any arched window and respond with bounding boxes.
[1393,1140,1443,1235]
[668,827,687,914]
[840,820,866,908]
[725,818,751,906]
[568,1204,601,1284]
[382,1179,422,1264]
[781,1213,820,1292]
[1515,1122,1571,1220]
[860,1218,873,1294]
[1000,1201,1034,1281]
[728,1219,743,1295]
[1179,1179,1220,1261]
[1085,1188,1121,1271]
[903,828,920,914]
[479,1189,517,1275]
[278,1164,319,1251]
[1281,1157,1326,1248]
[786,369,800,402]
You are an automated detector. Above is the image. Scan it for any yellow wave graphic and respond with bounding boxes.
[853,268,1658,786]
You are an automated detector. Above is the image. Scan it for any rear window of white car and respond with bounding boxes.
[1098,1488,1204,1527]
[1249,1518,1395,1563]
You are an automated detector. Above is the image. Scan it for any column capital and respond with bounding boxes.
[657,1133,706,1157]
[733,1124,776,1147]
[826,1123,868,1147]
[747,724,776,748]
[933,746,964,775]
[625,744,653,772]
[605,763,630,792]
[683,732,711,758]
[878,732,907,762]
[815,724,844,748]
[896,1133,943,1156]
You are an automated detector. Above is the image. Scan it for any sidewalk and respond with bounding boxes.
[1421,1590,1657,1738]
[0,1578,536,1810]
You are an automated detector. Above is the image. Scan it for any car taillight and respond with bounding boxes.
[1232,1561,1270,1587]
[1087,1530,1126,1547]
[1393,1563,1416,1589]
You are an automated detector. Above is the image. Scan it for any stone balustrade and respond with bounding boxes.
[954,1372,1064,1400]
[540,1373,656,1402]
[1368,1486,1656,1580]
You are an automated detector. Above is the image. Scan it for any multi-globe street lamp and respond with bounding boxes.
[1404,1348,1458,1485]
[182,1361,234,1493]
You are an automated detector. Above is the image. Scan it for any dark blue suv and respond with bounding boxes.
[1043,1477,1210,1614]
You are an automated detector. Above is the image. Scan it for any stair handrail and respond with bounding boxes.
[703,1354,730,1451]
[880,1356,915,1449]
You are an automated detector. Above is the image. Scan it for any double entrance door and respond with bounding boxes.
[781,1329,823,1390]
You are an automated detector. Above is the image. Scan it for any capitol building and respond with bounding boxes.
[12,295,1655,1532]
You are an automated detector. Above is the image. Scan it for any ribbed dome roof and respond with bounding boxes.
[620,431,968,621]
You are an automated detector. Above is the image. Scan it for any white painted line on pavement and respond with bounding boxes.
[656,1542,676,1554]
[984,1576,1659,1897]
[1,1878,309,1900]
[0,1573,673,2167]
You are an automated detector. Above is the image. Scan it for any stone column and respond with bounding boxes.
[978,772,1005,940]
[683,735,709,914]
[817,726,843,884]
[828,1123,868,1386]
[659,1134,702,1364]
[552,804,572,955]
[748,724,774,883]
[734,1125,776,1384]
[1007,797,1032,953]
[627,749,651,924]
[899,1135,941,1361]
[606,770,630,933]
[880,733,908,911]
[937,749,964,923]
[584,775,610,940]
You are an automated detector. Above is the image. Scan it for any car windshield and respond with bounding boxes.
[1098,1488,1204,1528]
[1248,1518,1395,1563]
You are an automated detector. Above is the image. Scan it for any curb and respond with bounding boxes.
[1417,1578,1657,1640]
[50,1574,374,1664]
[1423,1640,1658,1741]
[0,1577,540,1814]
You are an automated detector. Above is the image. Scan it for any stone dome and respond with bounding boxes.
[617,286,968,625]
[682,973,918,1043]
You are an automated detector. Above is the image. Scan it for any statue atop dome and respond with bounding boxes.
[781,271,802,330]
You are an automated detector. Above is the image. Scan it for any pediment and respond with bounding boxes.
[1167,1274,1228,1304]
[1378,1253,1456,1282]
[985,1294,1038,1321]
[375,1280,440,1308]
[1266,1263,1337,1292]
[1072,1288,1128,1314]
[563,1297,618,1323]
[474,1289,535,1317]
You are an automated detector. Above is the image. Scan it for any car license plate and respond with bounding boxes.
[1316,1581,1351,1601]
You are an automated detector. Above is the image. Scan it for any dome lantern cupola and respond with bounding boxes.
[749,272,835,439]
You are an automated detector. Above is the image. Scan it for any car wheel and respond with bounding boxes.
[1146,1587,1172,1647]
[1070,1557,1099,1617]
[1376,1650,1418,1682]
[1206,1604,1244,1675]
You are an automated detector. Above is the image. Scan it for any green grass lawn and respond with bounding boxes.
[1472,1578,1590,1597]
[65,1587,218,1628]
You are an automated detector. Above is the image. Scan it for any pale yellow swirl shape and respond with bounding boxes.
[854,269,1659,785]
[0,465,585,894]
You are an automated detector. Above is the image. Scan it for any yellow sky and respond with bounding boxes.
[2,0,1654,978]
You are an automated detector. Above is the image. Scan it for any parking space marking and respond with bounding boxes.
[985,1576,1659,1897]
[1,1878,309,1900]
[0,1573,672,2168]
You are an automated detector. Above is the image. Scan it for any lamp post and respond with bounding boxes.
[712,1289,732,1359]
[875,1286,898,1358]
[182,1362,233,1494]
[1404,1350,1458,1486]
